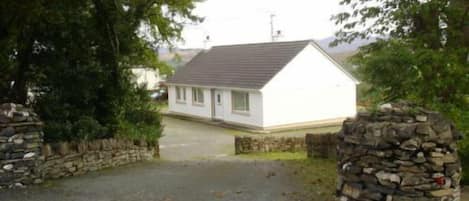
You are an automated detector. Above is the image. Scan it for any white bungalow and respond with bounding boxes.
[131,67,165,91]
[166,40,359,130]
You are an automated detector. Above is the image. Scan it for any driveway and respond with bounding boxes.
[159,117,235,161]
[159,116,340,161]
[0,160,303,201]
[0,117,307,201]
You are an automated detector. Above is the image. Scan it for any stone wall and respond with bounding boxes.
[42,138,158,179]
[0,103,159,188]
[305,133,337,158]
[234,136,305,154]
[337,102,463,201]
[0,103,44,188]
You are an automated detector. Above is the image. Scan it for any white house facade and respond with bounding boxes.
[131,67,165,91]
[167,40,358,130]
[168,86,264,127]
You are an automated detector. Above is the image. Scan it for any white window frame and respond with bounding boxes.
[176,86,186,103]
[231,91,250,114]
[192,88,204,105]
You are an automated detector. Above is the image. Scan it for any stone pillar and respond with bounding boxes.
[337,102,462,201]
[0,103,44,188]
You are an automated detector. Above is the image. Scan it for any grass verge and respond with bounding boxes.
[240,152,337,201]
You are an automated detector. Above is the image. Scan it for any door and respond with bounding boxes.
[213,90,224,119]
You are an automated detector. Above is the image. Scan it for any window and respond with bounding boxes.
[232,91,249,112]
[176,87,186,102]
[192,88,204,104]
[217,94,221,104]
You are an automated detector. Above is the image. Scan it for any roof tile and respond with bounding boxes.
[167,40,311,89]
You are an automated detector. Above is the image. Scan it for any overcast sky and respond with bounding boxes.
[178,0,345,49]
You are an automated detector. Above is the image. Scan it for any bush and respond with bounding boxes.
[73,116,109,141]
[43,116,108,142]
[453,109,469,184]
[38,82,163,143]
[115,88,163,144]
[117,120,161,145]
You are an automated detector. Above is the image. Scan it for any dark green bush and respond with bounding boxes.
[117,88,163,144]
[119,107,163,144]
[42,116,108,142]
[73,116,109,141]
[453,109,469,184]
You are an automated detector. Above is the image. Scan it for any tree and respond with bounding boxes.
[0,0,201,141]
[332,0,468,106]
[332,0,468,183]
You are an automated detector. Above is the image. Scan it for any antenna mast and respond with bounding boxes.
[270,14,282,42]
[270,14,275,42]
[203,35,210,49]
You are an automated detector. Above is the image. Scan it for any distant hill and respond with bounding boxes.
[158,48,201,70]
[316,36,376,53]
[158,37,376,69]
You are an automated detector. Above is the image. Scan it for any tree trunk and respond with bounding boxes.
[10,31,34,104]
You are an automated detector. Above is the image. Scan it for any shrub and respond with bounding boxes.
[73,116,109,141]
[116,88,163,144]
[42,116,108,142]
[453,109,469,184]
[38,83,162,143]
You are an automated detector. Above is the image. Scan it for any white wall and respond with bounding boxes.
[131,68,162,90]
[261,44,357,127]
[217,89,263,128]
[168,86,264,128]
[168,86,212,118]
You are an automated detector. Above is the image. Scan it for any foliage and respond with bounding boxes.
[117,88,163,144]
[440,103,469,184]
[333,0,468,182]
[0,0,200,141]
[352,39,468,106]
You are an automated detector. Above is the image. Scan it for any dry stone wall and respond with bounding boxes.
[0,103,44,188]
[337,102,463,201]
[305,133,337,158]
[234,136,305,154]
[0,103,159,188]
[42,138,158,179]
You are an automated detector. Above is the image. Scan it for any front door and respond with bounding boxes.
[213,90,224,119]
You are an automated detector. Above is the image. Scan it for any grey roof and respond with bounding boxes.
[167,40,357,89]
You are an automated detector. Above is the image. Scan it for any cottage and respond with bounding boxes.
[131,67,165,91]
[166,40,359,130]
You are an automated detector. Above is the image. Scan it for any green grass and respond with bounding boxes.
[240,152,337,201]
[290,157,337,201]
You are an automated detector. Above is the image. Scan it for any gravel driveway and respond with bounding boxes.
[0,160,304,201]
[159,117,235,161]
[0,117,307,201]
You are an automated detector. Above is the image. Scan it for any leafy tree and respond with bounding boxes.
[333,0,468,182]
[0,0,200,141]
